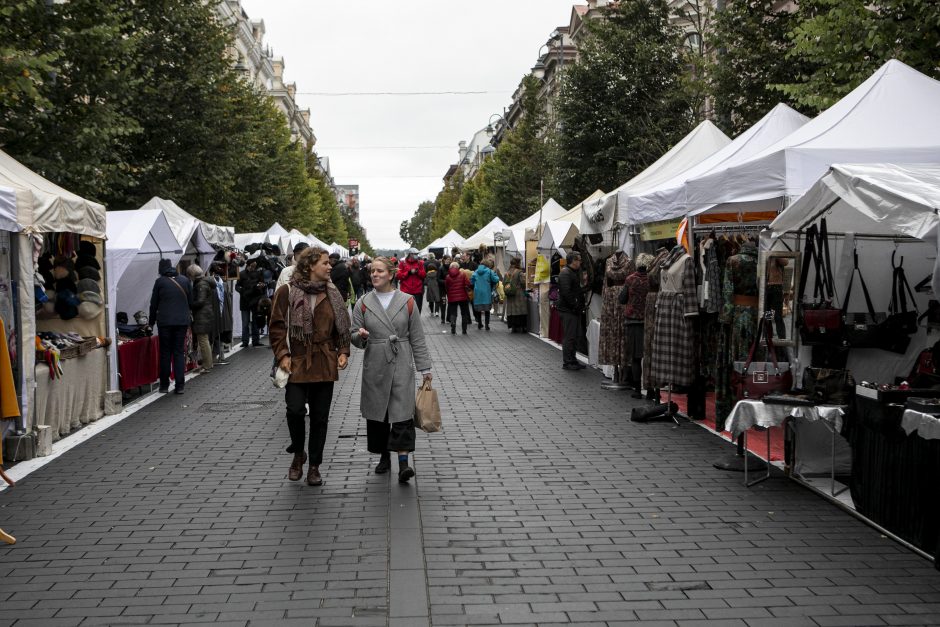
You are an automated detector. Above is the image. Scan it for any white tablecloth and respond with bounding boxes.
[901,410,940,441]
[35,347,106,440]
[725,400,845,437]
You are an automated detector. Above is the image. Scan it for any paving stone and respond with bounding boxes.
[1,323,940,625]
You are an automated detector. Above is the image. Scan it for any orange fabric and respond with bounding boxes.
[696,211,778,224]
[0,318,20,421]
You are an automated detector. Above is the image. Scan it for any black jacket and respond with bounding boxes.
[556,266,586,314]
[236,267,265,311]
[331,262,351,299]
[191,276,220,335]
[150,271,193,328]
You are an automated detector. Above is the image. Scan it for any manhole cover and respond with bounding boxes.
[200,402,275,412]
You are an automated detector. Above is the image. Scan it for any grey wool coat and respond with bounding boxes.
[351,290,432,424]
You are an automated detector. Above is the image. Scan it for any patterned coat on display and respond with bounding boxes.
[649,248,698,388]
[642,248,671,390]
[598,252,633,366]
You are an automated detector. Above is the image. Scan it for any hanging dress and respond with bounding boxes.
[598,251,633,366]
[649,248,698,388]
[641,248,670,391]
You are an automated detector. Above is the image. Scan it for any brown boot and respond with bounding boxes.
[306,464,322,486]
[288,453,307,481]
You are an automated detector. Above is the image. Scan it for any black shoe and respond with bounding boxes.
[174,388,184,395]
[239,343,248,348]
[158,386,169,394]
[451,326,456,335]
[574,363,586,370]
[252,341,264,347]
[398,463,415,484]
[462,329,468,335]
[485,325,490,331]
[375,453,391,474]
[477,323,483,329]
[562,363,579,370]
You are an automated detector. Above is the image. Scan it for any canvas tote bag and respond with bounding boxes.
[414,380,442,433]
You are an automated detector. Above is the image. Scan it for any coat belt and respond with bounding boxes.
[369,335,410,363]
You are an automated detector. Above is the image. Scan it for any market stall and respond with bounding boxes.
[0,148,108,444]
[104,209,182,392]
[139,197,216,270]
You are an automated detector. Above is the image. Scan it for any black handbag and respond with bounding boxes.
[841,249,886,348]
[802,367,855,405]
[798,221,843,345]
[880,252,918,354]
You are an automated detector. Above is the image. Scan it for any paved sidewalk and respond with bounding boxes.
[2,313,940,626]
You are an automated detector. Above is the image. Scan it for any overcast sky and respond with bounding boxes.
[238,0,580,249]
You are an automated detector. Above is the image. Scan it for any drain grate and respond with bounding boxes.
[200,401,278,412]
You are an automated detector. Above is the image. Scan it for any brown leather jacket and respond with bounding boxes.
[269,285,350,383]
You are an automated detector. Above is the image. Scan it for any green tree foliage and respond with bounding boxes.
[0,0,341,239]
[777,0,940,112]
[554,0,695,206]
[343,214,374,256]
[429,170,463,240]
[709,0,814,135]
[400,200,435,249]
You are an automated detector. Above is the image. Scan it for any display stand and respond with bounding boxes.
[600,365,630,390]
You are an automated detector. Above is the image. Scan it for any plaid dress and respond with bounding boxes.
[642,248,671,390]
[649,249,698,388]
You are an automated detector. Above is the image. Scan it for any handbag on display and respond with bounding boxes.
[733,313,794,401]
[880,252,918,354]
[798,221,843,345]
[841,249,887,348]
[802,367,855,405]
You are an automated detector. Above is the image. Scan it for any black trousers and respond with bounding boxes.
[559,311,582,365]
[447,301,471,331]
[158,325,188,391]
[411,292,423,313]
[366,416,416,454]
[240,309,260,345]
[439,294,447,322]
[473,308,491,328]
[285,381,334,465]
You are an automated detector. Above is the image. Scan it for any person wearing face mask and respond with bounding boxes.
[269,247,351,487]
[396,250,427,313]
[351,257,432,483]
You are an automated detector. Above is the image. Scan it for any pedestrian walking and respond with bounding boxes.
[557,251,588,370]
[149,258,193,393]
[444,261,472,335]
[276,242,309,292]
[349,257,363,298]
[397,250,426,313]
[424,255,442,316]
[470,258,500,331]
[351,257,432,483]
[235,259,264,347]
[187,264,219,373]
[504,256,528,333]
[329,253,352,302]
[438,255,450,324]
[269,246,351,487]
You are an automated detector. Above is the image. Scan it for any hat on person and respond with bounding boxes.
[158,258,174,275]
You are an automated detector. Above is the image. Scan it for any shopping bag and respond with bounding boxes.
[414,380,442,433]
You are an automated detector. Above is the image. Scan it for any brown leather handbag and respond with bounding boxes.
[733,315,793,401]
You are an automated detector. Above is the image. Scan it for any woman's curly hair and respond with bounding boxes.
[292,246,329,281]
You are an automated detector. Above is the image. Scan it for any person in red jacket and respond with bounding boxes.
[397,251,427,312]
[444,262,472,335]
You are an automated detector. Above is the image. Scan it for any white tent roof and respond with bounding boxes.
[537,220,579,255]
[686,60,940,211]
[462,217,510,248]
[200,222,234,248]
[234,232,264,250]
[139,197,215,255]
[329,242,349,258]
[579,121,731,232]
[508,198,567,233]
[106,210,182,281]
[306,233,330,249]
[422,229,466,254]
[504,228,527,256]
[770,163,940,241]
[0,148,106,237]
[629,104,810,223]
[266,222,288,237]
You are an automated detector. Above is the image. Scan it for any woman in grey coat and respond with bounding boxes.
[351,257,432,483]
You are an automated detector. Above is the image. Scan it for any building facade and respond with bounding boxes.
[335,185,360,223]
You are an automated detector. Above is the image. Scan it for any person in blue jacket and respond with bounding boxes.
[470,258,500,331]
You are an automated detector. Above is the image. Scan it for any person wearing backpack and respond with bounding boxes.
[351,257,432,483]
[470,258,500,330]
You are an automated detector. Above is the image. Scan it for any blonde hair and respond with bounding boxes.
[186,264,204,280]
[449,261,459,269]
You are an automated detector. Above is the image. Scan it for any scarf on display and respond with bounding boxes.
[288,276,351,348]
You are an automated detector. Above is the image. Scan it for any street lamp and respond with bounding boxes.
[485,113,509,135]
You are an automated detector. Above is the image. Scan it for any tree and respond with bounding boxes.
[429,170,463,240]
[400,200,435,249]
[777,0,940,112]
[0,2,59,136]
[554,0,696,206]
[708,0,815,135]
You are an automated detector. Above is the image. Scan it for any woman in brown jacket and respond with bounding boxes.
[269,247,351,486]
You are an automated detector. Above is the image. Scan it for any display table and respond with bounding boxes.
[35,347,106,441]
[118,335,159,391]
[848,397,940,561]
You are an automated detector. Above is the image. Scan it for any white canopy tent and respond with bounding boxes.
[767,163,940,384]
[306,233,330,250]
[420,229,465,256]
[234,232,264,250]
[629,104,810,224]
[329,242,349,258]
[507,198,567,237]
[462,217,510,249]
[537,220,579,256]
[579,121,730,234]
[139,197,216,268]
[104,209,181,390]
[686,60,940,214]
[560,190,604,227]
[199,222,234,249]
[0,149,108,429]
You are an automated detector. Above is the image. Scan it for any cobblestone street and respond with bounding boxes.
[2,317,940,626]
